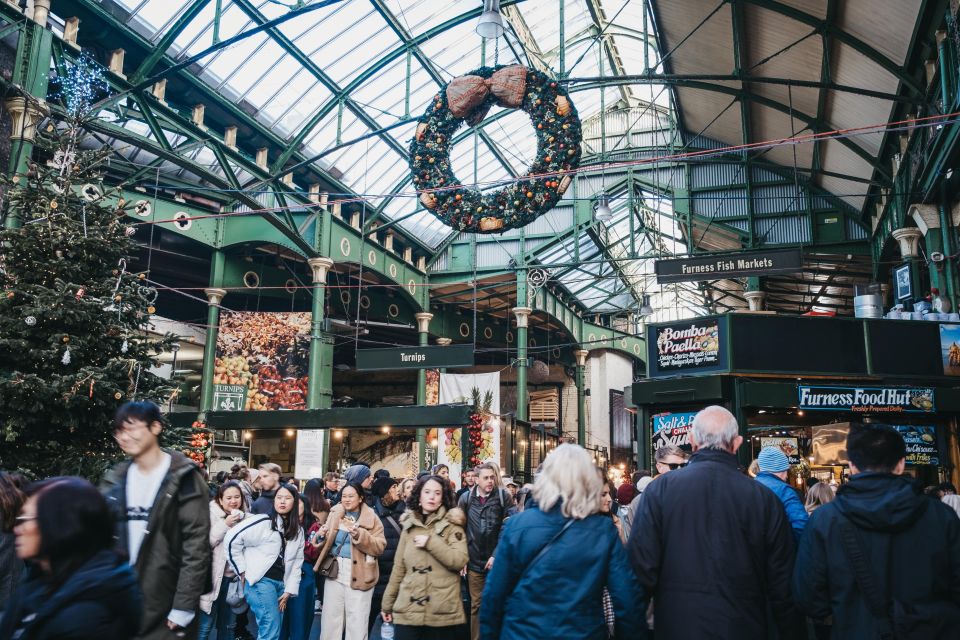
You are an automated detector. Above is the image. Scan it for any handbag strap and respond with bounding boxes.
[519,518,575,580]
[839,520,895,640]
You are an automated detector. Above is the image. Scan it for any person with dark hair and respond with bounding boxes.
[457,462,515,640]
[0,477,142,639]
[939,481,958,496]
[0,471,26,614]
[369,477,403,639]
[374,469,391,480]
[457,469,476,500]
[198,481,247,640]
[312,482,386,640]
[227,484,304,640]
[281,479,325,640]
[101,401,211,640]
[793,423,960,638]
[381,475,468,640]
[600,477,626,543]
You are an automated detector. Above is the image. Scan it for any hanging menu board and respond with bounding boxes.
[647,317,727,378]
[894,426,939,465]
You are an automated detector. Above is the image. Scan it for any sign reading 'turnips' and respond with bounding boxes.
[648,318,727,377]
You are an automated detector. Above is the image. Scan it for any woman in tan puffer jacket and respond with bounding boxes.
[381,475,469,637]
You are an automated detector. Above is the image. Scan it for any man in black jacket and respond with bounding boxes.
[369,476,404,639]
[793,423,960,638]
[458,462,515,640]
[628,405,802,640]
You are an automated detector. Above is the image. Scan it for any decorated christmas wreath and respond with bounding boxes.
[410,64,582,233]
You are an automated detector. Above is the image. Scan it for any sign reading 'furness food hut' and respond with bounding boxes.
[798,385,935,413]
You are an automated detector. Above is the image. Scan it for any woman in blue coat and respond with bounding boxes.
[479,444,645,640]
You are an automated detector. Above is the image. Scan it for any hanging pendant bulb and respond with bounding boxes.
[595,193,613,222]
[639,294,654,317]
[476,0,505,39]
[61,348,71,365]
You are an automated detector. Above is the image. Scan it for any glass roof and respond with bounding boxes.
[93,0,700,319]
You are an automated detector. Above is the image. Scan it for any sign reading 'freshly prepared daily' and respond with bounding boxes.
[798,386,935,413]
[648,318,726,377]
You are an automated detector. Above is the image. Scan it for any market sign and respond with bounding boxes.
[652,411,697,451]
[654,248,803,284]
[356,344,475,371]
[894,426,939,465]
[648,317,727,378]
[212,384,248,412]
[798,385,935,413]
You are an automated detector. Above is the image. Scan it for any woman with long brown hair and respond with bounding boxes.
[0,472,26,612]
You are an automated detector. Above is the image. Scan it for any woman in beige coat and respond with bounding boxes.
[381,475,468,639]
[313,482,386,640]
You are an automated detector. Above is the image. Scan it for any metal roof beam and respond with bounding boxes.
[131,0,212,83]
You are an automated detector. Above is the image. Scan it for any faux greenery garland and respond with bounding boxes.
[409,64,582,234]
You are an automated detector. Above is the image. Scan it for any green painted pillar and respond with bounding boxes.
[5,9,53,229]
[415,312,433,470]
[199,252,227,412]
[574,349,588,445]
[513,307,532,421]
[307,257,334,470]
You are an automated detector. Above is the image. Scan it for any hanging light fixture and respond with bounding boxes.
[476,0,505,39]
[594,193,613,222]
[639,294,653,316]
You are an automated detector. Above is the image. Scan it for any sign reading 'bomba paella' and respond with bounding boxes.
[654,248,803,284]
[798,386,936,413]
[647,318,727,378]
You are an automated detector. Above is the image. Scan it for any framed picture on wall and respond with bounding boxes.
[894,263,912,301]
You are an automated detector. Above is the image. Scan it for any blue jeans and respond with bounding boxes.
[247,577,285,640]
[198,577,236,640]
[280,561,317,640]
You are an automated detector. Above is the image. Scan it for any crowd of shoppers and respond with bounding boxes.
[5,400,960,640]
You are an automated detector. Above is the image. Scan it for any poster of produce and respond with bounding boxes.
[759,436,801,465]
[438,372,500,485]
[214,312,311,410]
[895,426,939,465]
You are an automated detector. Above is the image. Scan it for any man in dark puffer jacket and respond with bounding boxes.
[368,477,405,639]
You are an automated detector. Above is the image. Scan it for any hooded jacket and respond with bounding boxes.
[381,506,468,627]
[0,549,142,640]
[101,450,211,638]
[371,496,405,605]
[225,514,304,595]
[793,472,960,639]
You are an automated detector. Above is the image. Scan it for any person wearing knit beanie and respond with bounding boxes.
[754,446,808,540]
[372,476,398,501]
[344,463,373,489]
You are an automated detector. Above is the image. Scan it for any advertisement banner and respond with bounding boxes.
[648,317,727,378]
[895,426,939,465]
[940,324,960,376]
[438,372,501,486]
[652,412,697,452]
[215,312,311,410]
[759,436,801,465]
[798,385,935,413]
[294,430,325,479]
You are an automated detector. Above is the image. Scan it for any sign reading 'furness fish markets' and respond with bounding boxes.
[654,248,803,284]
[798,385,935,413]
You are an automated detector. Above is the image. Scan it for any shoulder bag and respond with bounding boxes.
[317,534,347,580]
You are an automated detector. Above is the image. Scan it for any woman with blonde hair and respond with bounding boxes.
[479,444,643,639]
[804,482,835,515]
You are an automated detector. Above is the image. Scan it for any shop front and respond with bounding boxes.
[631,314,960,491]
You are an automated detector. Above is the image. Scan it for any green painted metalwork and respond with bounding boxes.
[131,0,212,83]
[199,249,226,413]
[203,404,473,430]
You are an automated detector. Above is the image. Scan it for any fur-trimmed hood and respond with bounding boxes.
[400,505,465,530]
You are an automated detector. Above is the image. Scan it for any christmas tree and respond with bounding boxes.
[0,55,177,479]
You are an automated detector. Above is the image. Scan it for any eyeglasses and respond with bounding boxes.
[665,462,688,470]
[15,515,36,524]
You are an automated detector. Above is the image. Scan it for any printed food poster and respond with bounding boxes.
[652,411,697,451]
[940,323,960,376]
[214,312,311,410]
[759,436,801,465]
[438,372,501,485]
[648,317,727,377]
[895,426,939,465]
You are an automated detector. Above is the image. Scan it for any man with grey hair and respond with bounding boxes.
[622,445,688,537]
[628,405,803,639]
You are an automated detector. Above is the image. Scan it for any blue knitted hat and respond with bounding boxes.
[344,463,371,485]
[757,446,790,473]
